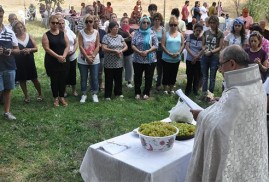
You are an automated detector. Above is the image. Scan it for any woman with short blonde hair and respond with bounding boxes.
[161,16,184,94]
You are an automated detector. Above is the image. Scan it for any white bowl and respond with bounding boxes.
[137,126,179,152]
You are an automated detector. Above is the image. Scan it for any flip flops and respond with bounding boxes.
[37,96,43,102]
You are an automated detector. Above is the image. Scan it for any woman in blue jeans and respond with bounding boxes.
[201,15,224,98]
[78,14,100,103]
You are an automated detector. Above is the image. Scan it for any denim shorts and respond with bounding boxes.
[0,70,16,91]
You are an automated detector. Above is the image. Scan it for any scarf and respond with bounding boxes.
[139,16,153,63]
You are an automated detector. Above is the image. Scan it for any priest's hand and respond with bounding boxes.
[190,109,202,120]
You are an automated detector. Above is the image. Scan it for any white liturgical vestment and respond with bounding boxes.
[186,64,268,182]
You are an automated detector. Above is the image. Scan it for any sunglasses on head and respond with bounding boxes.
[142,21,150,25]
[85,20,93,24]
[169,24,178,27]
[51,22,59,25]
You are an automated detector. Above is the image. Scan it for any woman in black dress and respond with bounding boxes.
[13,20,42,103]
[42,15,70,107]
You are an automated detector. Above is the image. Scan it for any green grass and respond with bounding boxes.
[0,20,223,181]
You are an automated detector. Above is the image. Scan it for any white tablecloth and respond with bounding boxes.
[80,132,194,182]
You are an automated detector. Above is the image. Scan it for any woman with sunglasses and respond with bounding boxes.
[58,18,78,98]
[185,23,204,96]
[131,16,158,100]
[78,14,100,103]
[161,16,184,94]
[201,15,224,100]
[13,20,42,103]
[42,15,70,107]
[224,18,247,48]
[102,21,128,100]
[245,31,268,82]
[151,12,165,91]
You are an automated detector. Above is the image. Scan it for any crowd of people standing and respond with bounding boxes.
[1,2,269,119]
[1,1,269,181]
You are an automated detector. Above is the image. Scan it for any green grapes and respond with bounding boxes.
[171,122,196,136]
[138,121,177,137]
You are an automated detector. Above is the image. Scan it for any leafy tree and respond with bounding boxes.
[246,0,269,21]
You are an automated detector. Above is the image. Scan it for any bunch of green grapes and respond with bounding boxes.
[139,121,177,137]
[171,122,196,136]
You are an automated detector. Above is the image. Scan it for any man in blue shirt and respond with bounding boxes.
[0,6,20,120]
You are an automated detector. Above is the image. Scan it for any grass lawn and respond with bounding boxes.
[0,20,223,181]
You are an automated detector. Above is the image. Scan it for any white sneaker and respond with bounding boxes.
[92,94,99,103]
[119,95,124,98]
[164,90,168,95]
[105,98,111,101]
[143,95,149,100]
[80,95,87,103]
[135,94,140,100]
[4,112,16,120]
[126,83,133,88]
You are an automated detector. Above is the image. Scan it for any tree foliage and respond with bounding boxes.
[246,0,269,21]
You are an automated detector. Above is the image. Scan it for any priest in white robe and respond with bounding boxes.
[186,45,268,182]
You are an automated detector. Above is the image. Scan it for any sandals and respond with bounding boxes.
[24,98,30,103]
[59,97,68,107]
[54,98,59,107]
[37,96,43,102]
[73,91,78,97]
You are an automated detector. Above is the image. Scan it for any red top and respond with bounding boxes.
[181,5,189,20]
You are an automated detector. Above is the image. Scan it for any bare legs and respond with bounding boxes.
[19,79,42,101]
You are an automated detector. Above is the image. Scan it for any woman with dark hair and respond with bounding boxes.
[131,16,158,100]
[201,15,224,99]
[42,15,70,106]
[13,20,42,103]
[118,16,135,88]
[151,12,165,90]
[245,31,268,82]
[102,21,128,100]
[185,23,203,96]
[224,18,247,48]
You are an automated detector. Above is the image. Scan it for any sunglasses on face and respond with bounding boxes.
[85,20,93,24]
[51,22,59,25]
[142,21,150,25]
[169,24,178,27]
